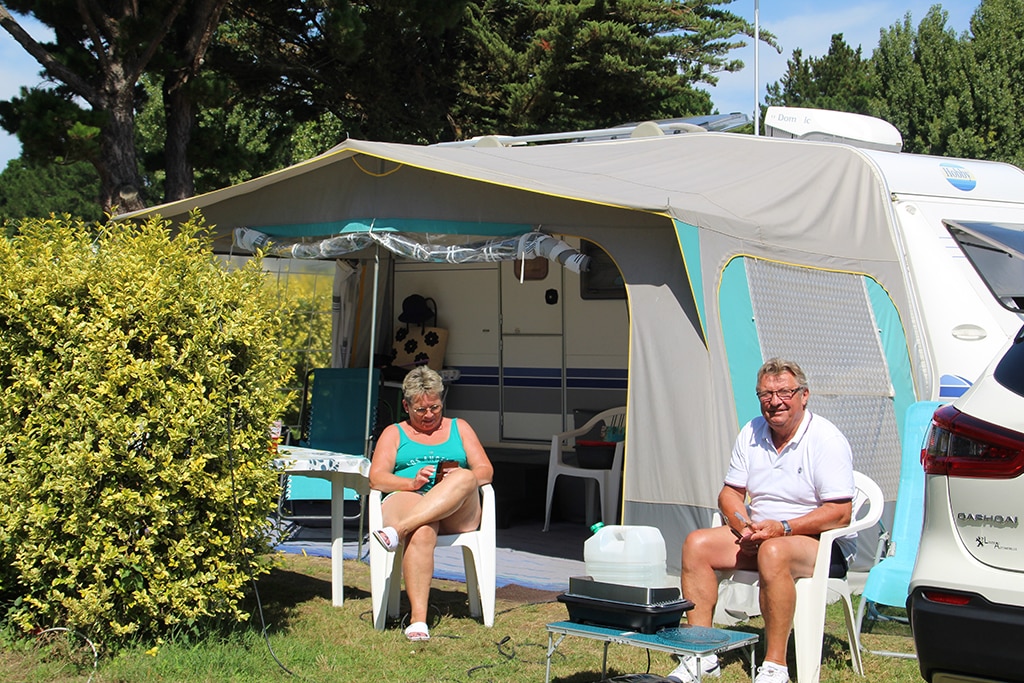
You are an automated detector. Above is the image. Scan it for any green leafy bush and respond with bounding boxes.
[0,214,292,648]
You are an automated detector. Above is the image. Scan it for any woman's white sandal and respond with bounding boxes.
[404,621,430,641]
[372,526,399,551]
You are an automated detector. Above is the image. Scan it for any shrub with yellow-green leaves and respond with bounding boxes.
[0,214,292,648]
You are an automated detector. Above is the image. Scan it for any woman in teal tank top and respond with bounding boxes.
[391,416,469,493]
[368,367,494,641]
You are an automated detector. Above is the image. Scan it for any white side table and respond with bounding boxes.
[272,446,371,606]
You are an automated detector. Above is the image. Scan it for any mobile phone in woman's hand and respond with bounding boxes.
[433,460,459,484]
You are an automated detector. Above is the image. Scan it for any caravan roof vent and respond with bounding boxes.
[630,121,666,138]
[764,106,903,153]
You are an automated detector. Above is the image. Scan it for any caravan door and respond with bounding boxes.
[393,261,502,441]
[500,259,565,441]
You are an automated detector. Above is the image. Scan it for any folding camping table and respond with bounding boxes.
[545,620,758,682]
[272,446,370,606]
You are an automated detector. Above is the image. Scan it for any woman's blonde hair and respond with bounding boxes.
[402,366,444,403]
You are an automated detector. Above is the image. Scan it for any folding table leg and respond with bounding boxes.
[545,633,566,683]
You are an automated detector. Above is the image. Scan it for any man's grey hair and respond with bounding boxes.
[757,358,809,388]
[402,366,445,402]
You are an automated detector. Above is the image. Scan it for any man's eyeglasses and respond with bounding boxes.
[410,404,443,416]
[755,387,804,403]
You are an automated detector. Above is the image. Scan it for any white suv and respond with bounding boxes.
[908,327,1024,683]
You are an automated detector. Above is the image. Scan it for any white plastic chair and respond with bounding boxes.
[543,406,626,532]
[715,471,884,683]
[368,484,496,630]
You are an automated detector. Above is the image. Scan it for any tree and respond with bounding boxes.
[133,72,300,198]
[0,0,467,209]
[764,34,873,115]
[152,1,231,201]
[763,7,1002,161]
[964,0,1024,167]
[450,0,773,137]
[0,159,102,225]
[146,0,774,162]
[210,0,467,145]
[872,7,978,157]
[1,0,770,216]
[0,1,227,211]
[0,81,104,223]
[0,86,103,166]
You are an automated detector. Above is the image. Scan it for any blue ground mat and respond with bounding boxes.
[273,522,587,592]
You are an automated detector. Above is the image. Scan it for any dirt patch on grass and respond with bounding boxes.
[495,583,561,604]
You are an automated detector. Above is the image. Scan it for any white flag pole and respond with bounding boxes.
[754,0,760,136]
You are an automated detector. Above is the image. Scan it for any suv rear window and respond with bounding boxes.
[994,329,1024,396]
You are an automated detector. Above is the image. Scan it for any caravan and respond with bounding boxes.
[765,106,1024,401]
[391,242,628,445]
[125,108,1024,567]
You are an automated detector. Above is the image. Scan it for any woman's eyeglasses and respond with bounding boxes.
[410,404,443,416]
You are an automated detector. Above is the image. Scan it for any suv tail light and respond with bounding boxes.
[921,590,972,606]
[922,404,1024,478]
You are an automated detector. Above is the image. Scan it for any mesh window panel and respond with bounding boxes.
[809,395,901,496]
[746,260,901,496]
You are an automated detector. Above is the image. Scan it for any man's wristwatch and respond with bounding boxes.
[781,520,792,536]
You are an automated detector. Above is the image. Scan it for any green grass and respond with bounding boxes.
[1,553,923,682]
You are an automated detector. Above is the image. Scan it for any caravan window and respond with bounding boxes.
[579,240,626,300]
[945,220,1024,312]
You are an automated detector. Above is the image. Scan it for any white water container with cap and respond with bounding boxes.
[584,524,671,588]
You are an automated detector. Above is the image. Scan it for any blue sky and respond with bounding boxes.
[0,2,977,169]
[706,1,976,120]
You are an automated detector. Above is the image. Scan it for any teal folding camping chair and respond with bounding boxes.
[280,368,381,536]
[854,400,942,658]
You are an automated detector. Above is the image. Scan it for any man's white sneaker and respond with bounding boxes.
[753,662,790,683]
[666,654,720,682]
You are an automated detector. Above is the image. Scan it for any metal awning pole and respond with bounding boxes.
[357,242,381,559]
[365,243,380,458]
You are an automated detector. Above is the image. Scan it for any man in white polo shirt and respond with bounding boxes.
[668,358,855,683]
